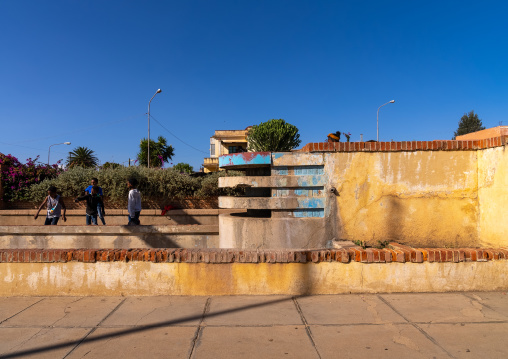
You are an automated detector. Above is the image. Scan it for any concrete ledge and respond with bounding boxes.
[218,196,325,209]
[219,175,327,188]
[0,209,245,226]
[0,225,219,249]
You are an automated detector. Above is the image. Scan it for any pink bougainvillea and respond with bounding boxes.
[0,154,62,201]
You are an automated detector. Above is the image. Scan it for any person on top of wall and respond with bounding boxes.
[34,186,67,225]
[327,131,341,142]
[84,177,106,225]
[75,185,105,225]
[127,178,141,225]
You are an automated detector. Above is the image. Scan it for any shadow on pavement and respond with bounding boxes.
[1,295,307,359]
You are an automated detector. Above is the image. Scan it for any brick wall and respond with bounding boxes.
[299,135,507,153]
[0,243,506,264]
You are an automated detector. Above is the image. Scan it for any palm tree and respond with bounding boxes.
[67,147,99,168]
[137,136,174,167]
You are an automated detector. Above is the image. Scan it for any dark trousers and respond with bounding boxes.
[44,217,59,225]
[86,214,98,225]
[128,211,141,225]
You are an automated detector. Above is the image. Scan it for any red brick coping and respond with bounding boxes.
[1,244,507,264]
[300,136,507,153]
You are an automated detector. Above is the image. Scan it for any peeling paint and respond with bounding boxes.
[219,152,271,168]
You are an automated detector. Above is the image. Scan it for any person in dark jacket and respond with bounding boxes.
[84,177,106,225]
[75,186,105,225]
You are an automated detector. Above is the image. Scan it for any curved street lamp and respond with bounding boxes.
[147,89,162,168]
[48,142,71,165]
[377,100,395,142]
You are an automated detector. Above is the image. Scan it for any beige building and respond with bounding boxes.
[456,125,508,140]
[202,127,250,172]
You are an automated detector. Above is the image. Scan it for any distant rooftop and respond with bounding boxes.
[456,126,508,141]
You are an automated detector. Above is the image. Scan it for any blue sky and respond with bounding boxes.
[1,0,507,170]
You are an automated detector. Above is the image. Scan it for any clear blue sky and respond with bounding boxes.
[1,0,507,170]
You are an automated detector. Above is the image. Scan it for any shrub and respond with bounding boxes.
[25,167,244,203]
[194,171,245,198]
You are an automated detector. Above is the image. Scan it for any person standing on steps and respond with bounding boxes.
[75,186,105,225]
[34,186,67,225]
[127,178,141,225]
[85,177,106,225]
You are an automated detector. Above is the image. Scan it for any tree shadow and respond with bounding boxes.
[0,295,310,359]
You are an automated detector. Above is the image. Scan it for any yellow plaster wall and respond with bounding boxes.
[326,151,481,247]
[1,261,507,296]
[477,146,508,247]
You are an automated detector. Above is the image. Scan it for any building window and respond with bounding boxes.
[228,146,244,154]
[210,144,215,157]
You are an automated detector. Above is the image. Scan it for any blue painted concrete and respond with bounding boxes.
[219,152,271,168]
[294,165,324,175]
[293,209,325,218]
[297,198,325,209]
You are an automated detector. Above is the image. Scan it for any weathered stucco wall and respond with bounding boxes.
[327,151,481,247]
[477,146,508,247]
[1,261,507,296]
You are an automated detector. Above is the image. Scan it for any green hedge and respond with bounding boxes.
[26,167,244,203]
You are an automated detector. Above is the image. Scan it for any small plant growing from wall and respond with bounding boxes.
[247,119,301,152]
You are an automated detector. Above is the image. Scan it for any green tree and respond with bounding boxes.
[101,162,122,169]
[247,119,301,152]
[67,146,98,168]
[137,136,175,167]
[173,162,194,174]
[453,110,486,139]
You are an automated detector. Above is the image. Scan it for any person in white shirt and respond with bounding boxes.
[127,178,141,225]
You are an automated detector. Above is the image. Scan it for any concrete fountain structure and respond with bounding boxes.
[218,137,508,249]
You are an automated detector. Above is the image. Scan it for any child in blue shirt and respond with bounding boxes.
[84,177,106,225]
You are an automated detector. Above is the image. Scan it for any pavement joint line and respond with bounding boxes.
[4,319,508,330]
[0,298,45,325]
[292,296,322,359]
[188,297,211,359]
[62,297,127,359]
[377,294,456,359]
[460,292,504,314]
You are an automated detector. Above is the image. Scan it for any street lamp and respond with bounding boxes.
[147,88,162,168]
[377,100,395,142]
[48,142,71,165]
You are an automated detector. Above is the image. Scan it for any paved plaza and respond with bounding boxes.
[0,292,507,358]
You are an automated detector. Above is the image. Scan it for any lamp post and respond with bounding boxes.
[377,100,395,142]
[147,89,162,168]
[48,142,71,165]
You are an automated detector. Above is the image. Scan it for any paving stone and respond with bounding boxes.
[463,291,508,317]
[0,327,89,359]
[297,294,405,324]
[380,293,508,323]
[0,297,42,323]
[192,326,318,359]
[101,296,208,327]
[0,297,124,328]
[310,323,449,358]
[420,323,508,358]
[66,327,196,359]
[204,296,301,326]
